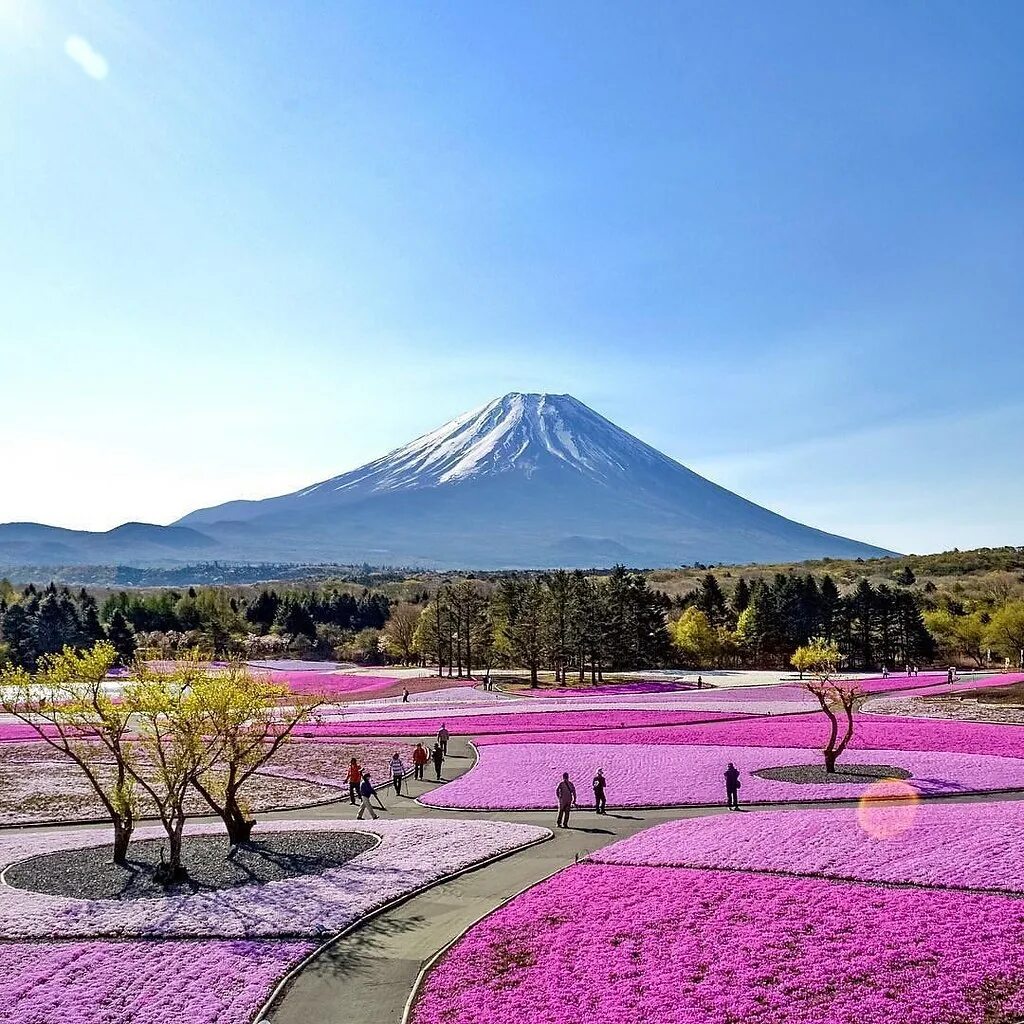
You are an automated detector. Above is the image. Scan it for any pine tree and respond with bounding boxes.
[0,604,38,670]
[105,610,137,666]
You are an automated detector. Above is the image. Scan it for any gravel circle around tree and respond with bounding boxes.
[3,830,379,901]
[753,763,912,785]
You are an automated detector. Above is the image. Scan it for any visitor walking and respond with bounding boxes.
[725,762,741,810]
[592,768,607,815]
[389,752,406,796]
[357,772,379,820]
[696,674,703,690]
[346,757,362,805]
[556,772,577,829]
[437,723,450,755]
[881,664,889,679]
[431,742,445,781]
[947,666,955,686]
[412,742,428,780]
[402,687,410,703]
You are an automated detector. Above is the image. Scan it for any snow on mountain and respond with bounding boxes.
[297,393,671,498]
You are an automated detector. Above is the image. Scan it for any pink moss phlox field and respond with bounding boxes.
[592,801,1024,893]
[410,864,1024,1024]
[264,670,400,697]
[294,708,748,738]
[0,818,547,940]
[0,939,313,1024]
[477,709,1024,757]
[418,741,1024,809]
[522,681,693,697]
[0,722,56,743]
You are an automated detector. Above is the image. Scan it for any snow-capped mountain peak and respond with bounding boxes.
[298,392,672,498]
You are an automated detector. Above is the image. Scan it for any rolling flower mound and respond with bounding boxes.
[591,802,1024,893]
[0,938,313,1024]
[417,741,1024,809]
[410,863,1024,1024]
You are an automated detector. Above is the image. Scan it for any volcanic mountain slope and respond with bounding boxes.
[169,392,895,568]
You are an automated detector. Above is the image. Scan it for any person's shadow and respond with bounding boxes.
[568,826,615,835]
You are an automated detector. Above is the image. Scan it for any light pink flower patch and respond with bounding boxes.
[592,801,1024,893]
[0,939,312,1024]
[410,864,1024,1024]
[418,741,1024,809]
[0,818,548,940]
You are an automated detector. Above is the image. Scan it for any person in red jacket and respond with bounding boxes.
[412,742,429,781]
[346,757,362,805]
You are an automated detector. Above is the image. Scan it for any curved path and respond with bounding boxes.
[253,735,1024,1024]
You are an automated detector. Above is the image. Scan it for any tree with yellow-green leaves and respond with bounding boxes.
[794,637,863,773]
[0,642,138,863]
[123,658,221,881]
[670,607,720,667]
[190,664,324,846]
[984,600,1024,666]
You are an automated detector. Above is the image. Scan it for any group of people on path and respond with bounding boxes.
[344,723,453,820]
[554,762,743,827]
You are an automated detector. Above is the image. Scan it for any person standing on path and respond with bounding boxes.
[412,742,428,780]
[402,687,410,703]
[431,742,445,781]
[556,772,577,829]
[346,758,362,805]
[696,675,703,690]
[725,762,741,810]
[389,752,406,796]
[437,724,450,756]
[592,768,607,815]
[356,772,379,820]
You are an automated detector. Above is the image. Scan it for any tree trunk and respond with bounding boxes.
[530,663,538,687]
[112,817,133,864]
[824,750,838,773]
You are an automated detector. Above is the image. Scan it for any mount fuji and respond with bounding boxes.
[0,393,895,569]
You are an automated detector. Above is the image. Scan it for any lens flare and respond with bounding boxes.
[856,778,919,839]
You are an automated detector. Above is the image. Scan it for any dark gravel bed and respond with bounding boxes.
[5,829,378,901]
[753,763,912,785]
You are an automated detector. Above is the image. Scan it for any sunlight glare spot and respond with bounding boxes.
[64,35,108,80]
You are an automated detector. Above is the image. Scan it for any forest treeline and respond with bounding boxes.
[1,558,1022,674]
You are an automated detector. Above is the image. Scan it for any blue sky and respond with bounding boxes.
[1,1,1022,553]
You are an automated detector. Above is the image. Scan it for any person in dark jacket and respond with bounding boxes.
[556,772,577,828]
[592,768,607,814]
[725,762,741,810]
[357,772,379,820]
[431,742,445,781]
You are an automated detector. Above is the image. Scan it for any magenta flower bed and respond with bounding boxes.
[418,741,1024,809]
[477,710,1024,758]
[410,863,1024,1024]
[593,801,1024,893]
[264,670,400,697]
[0,938,312,1024]
[0,819,548,939]
[522,681,693,697]
[294,708,748,738]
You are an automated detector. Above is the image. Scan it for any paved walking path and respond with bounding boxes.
[254,736,1024,1024]
[259,738,719,1024]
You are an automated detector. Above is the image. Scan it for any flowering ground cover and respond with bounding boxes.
[477,709,1024,758]
[418,740,1024,808]
[410,862,1024,1024]
[0,818,548,939]
[0,741,348,826]
[515,681,693,697]
[592,801,1024,893]
[294,708,749,739]
[260,738,409,788]
[0,938,314,1024]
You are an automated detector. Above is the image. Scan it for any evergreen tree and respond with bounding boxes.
[0,604,37,670]
[105,610,137,666]
[731,577,751,617]
[696,573,729,627]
